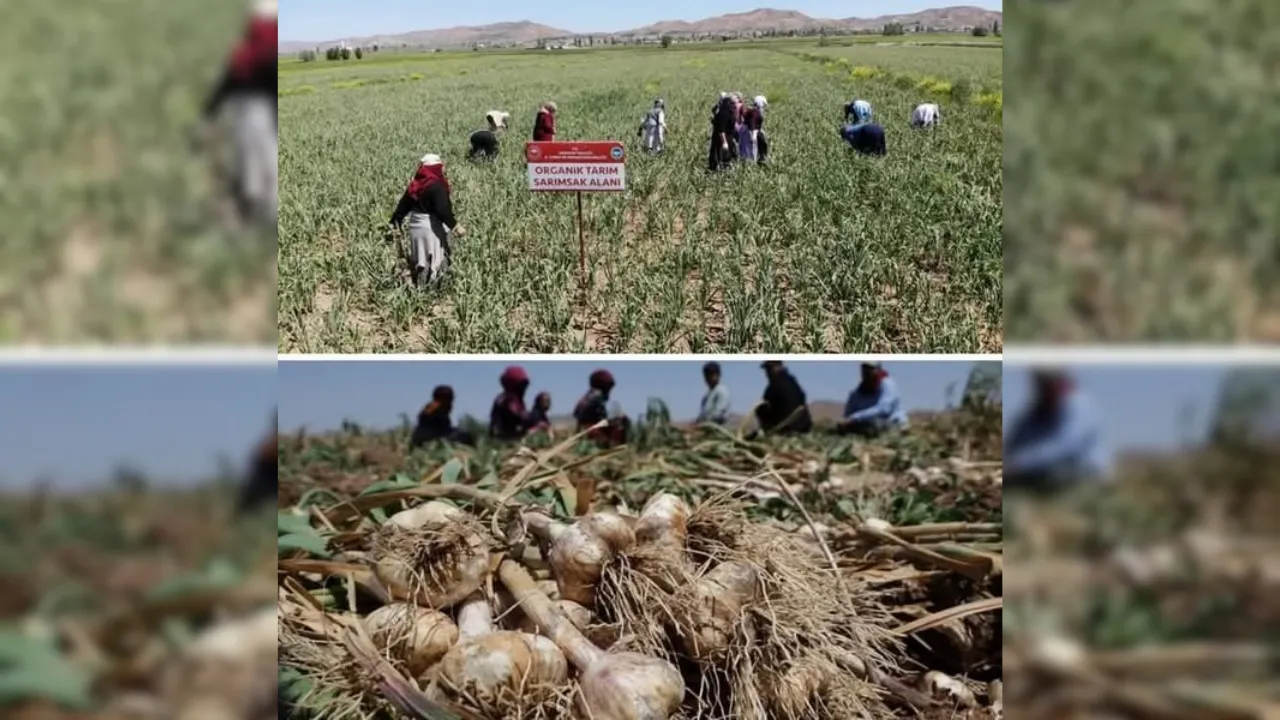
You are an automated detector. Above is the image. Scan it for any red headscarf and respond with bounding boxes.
[406,158,450,200]
[230,16,277,80]
[500,366,530,393]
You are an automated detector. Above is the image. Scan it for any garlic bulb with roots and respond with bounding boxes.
[372,501,490,610]
[677,560,759,660]
[432,592,569,704]
[527,510,636,607]
[499,559,684,720]
[362,603,458,675]
[634,492,690,547]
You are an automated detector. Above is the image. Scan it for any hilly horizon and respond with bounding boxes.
[279,5,1002,52]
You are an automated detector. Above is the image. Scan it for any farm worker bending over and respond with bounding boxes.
[755,361,813,435]
[575,370,630,447]
[386,154,458,288]
[527,392,554,437]
[736,98,756,161]
[236,415,278,516]
[638,99,667,153]
[489,366,532,441]
[841,122,887,156]
[200,0,278,225]
[746,96,769,164]
[844,99,873,124]
[708,94,739,171]
[469,110,508,160]
[836,363,909,438]
[911,103,941,128]
[411,386,475,448]
[1005,368,1109,493]
[533,101,557,141]
[697,362,732,425]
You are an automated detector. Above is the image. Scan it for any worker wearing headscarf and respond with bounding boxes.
[755,361,813,435]
[745,95,769,164]
[1004,368,1109,492]
[911,102,941,128]
[201,0,278,225]
[411,386,474,447]
[386,154,457,287]
[638,99,667,154]
[708,93,738,172]
[469,110,509,160]
[575,370,629,446]
[236,412,277,516]
[490,366,532,440]
[533,101,557,141]
[696,362,731,425]
[837,363,909,437]
[527,392,554,437]
[844,99,873,124]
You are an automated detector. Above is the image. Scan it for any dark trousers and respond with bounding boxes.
[708,131,737,171]
[757,131,769,163]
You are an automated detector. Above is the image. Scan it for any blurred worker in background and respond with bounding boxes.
[755,361,813,435]
[746,95,769,164]
[638,99,667,154]
[527,392,554,437]
[490,366,532,440]
[236,412,278,515]
[911,102,941,128]
[697,362,732,425]
[385,153,459,288]
[709,93,739,171]
[837,362,908,437]
[533,101,557,141]
[575,370,630,447]
[1005,368,1108,493]
[411,386,475,447]
[200,0,278,226]
[469,110,509,160]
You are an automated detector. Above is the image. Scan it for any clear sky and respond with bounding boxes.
[0,365,276,488]
[278,359,984,432]
[1002,364,1229,452]
[280,0,1003,41]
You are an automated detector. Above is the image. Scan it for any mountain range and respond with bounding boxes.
[279,5,1002,52]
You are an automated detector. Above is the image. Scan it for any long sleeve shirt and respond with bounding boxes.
[843,379,908,426]
[533,110,555,141]
[1005,394,1109,479]
[841,123,887,156]
[389,181,455,229]
[697,384,731,424]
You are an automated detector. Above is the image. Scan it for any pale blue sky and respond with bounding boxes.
[1002,365,1228,451]
[0,365,276,488]
[280,0,1003,41]
[278,360,984,431]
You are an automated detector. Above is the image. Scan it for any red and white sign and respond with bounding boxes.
[526,141,626,192]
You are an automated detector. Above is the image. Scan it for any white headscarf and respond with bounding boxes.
[252,0,277,18]
[420,154,442,166]
[754,95,767,108]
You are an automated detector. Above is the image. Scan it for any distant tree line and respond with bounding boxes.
[298,44,380,62]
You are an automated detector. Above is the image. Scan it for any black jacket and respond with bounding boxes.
[756,371,813,433]
[390,182,456,228]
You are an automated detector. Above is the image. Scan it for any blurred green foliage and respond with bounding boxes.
[1004,0,1280,341]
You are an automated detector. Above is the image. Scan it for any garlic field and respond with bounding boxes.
[278,42,1002,353]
